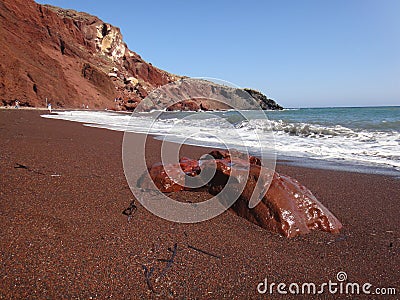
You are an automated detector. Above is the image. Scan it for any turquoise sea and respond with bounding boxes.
[263,106,400,175]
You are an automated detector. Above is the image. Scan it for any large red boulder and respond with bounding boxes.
[139,150,342,238]
[140,157,200,193]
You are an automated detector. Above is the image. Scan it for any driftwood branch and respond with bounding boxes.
[142,265,155,292]
[188,244,221,259]
[14,163,45,175]
[156,243,177,281]
[141,243,178,292]
[122,200,137,221]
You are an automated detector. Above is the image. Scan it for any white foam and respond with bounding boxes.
[42,110,400,171]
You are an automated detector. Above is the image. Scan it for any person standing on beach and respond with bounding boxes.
[47,103,52,114]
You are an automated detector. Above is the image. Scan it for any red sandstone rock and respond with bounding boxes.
[207,149,261,166]
[143,162,185,193]
[205,150,342,237]
[140,157,200,193]
[179,157,201,176]
[140,150,342,238]
[167,100,201,111]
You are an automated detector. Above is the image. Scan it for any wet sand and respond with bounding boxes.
[0,110,398,299]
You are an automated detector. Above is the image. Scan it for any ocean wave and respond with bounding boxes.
[42,111,400,171]
[270,120,352,137]
[235,119,400,141]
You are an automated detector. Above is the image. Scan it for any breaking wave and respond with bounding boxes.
[42,110,400,173]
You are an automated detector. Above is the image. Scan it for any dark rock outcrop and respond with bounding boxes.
[244,88,283,110]
[139,150,342,238]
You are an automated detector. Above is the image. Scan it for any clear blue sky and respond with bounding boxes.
[36,0,400,108]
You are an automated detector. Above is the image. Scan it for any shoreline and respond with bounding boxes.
[1,110,399,298]
[276,154,400,178]
[39,108,400,178]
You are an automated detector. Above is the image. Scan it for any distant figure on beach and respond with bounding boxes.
[47,103,52,114]
[14,100,20,109]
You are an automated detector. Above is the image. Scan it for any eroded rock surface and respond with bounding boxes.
[140,157,200,193]
[139,150,342,238]
[243,88,283,110]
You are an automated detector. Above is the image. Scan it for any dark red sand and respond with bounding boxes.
[0,110,398,299]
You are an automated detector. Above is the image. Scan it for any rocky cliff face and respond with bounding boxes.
[0,0,282,111]
[243,89,283,110]
[0,0,179,110]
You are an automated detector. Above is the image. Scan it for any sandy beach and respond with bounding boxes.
[0,109,398,299]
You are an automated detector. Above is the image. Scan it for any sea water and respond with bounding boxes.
[42,106,400,176]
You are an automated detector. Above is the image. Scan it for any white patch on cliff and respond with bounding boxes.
[95,23,126,63]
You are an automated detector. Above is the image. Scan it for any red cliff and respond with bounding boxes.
[0,0,180,110]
